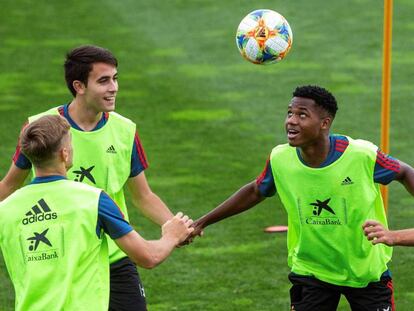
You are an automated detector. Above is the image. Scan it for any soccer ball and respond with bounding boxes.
[236,9,293,65]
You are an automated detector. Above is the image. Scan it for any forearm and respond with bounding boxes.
[401,173,414,196]
[197,181,265,229]
[117,214,193,268]
[389,229,414,246]
[0,181,17,201]
[127,174,174,226]
[396,161,414,196]
[0,164,29,201]
[143,236,178,268]
[116,231,178,269]
[135,192,174,226]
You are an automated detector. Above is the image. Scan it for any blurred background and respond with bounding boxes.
[0,0,413,309]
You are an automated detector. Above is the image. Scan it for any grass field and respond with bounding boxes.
[1,0,414,310]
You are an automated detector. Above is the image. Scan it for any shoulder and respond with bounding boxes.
[109,112,135,126]
[107,112,136,138]
[28,106,62,123]
[270,143,292,158]
[0,185,33,212]
[59,180,102,197]
[348,137,378,153]
[0,187,23,207]
[346,136,378,162]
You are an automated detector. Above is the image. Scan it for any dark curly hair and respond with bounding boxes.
[293,85,338,118]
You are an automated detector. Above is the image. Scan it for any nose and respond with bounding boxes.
[286,114,298,125]
[109,79,118,92]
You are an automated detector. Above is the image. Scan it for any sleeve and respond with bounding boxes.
[12,121,32,170]
[373,149,401,185]
[256,157,277,197]
[129,131,149,178]
[96,192,134,239]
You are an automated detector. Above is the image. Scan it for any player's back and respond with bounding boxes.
[0,178,110,311]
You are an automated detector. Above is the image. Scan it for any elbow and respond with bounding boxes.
[143,263,156,269]
[132,253,162,269]
[141,256,162,269]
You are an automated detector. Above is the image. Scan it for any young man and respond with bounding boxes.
[0,45,174,310]
[0,115,193,311]
[189,85,414,310]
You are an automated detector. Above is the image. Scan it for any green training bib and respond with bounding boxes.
[0,180,109,310]
[270,137,392,287]
[29,107,135,263]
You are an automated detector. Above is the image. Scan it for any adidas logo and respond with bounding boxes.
[22,199,57,225]
[106,145,117,154]
[341,177,354,185]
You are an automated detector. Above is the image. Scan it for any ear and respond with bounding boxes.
[60,146,70,163]
[321,116,332,130]
[73,80,86,95]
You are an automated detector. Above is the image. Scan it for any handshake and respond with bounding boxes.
[161,212,204,247]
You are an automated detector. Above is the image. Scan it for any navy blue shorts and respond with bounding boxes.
[109,257,147,311]
[289,272,394,311]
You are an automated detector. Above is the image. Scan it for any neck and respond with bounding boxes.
[68,98,103,131]
[298,135,331,168]
[34,165,67,178]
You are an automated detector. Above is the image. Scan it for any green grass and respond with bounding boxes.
[1,0,414,310]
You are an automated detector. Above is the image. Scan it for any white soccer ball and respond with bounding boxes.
[236,9,293,64]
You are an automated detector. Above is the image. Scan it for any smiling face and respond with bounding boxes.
[75,62,118,113]
[285,97,332,147]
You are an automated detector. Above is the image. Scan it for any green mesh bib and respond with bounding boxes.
[0,180,109,310]
[29,107,135,263]
[270,137,392,287]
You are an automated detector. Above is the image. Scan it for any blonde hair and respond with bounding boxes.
[20,115,71,168]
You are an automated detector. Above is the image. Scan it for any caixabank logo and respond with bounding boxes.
[25,228,58,262]
[305,198,342,225]
[22,199,57,225]
[73,165,96,184]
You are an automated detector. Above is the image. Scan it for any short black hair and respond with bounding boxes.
[293,85,338,118]
[64,45,118,97]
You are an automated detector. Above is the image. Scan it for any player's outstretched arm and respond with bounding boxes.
[115,212,194,269]
[0,163,30,201]
[127,172,174,226]
[394,160,414,196]
[363,220,414,246]
[191,181,265,237]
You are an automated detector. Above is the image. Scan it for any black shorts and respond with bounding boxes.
[289,272,394,311]
[109,257,147,311]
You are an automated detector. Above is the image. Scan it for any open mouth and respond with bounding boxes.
[287,129,299,139]
[104,96,116,103]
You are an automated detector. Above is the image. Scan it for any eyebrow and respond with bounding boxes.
[288,105,310,112]
[96,73,118,82]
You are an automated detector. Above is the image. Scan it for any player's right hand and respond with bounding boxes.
[162,212,194,244]
[176,219,205,247]
[362,220,395,246]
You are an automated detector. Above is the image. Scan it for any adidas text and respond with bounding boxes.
[22,212,57,225]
